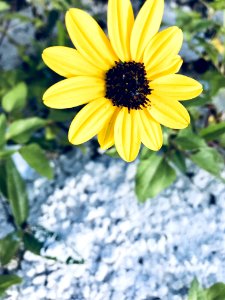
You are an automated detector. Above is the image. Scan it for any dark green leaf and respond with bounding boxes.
[169,150,187,173]
[0,114,7,148]
[65,256,85,265]
[0,160,7,198]
[0,275,22,296]
[190,147,224,177]
[200,122,225,141]
[57,20,66,46]
[0,232,20,266]
[48,109,75,122]
[205,72,225,97]
[23,230,84,264]
[219,133,225,148]
[19,144,53,179]
[175,127,206,150]
[2,82,27,113]
[6,158,29,227]
[206,283,225,300]
[135,153,177,201]
[23,232,43,256]
[183,95,209,108]
[6,117,46,144]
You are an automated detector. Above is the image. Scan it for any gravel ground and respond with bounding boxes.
[1,147,225,300]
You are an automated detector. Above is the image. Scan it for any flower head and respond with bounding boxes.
[42,0,203,162]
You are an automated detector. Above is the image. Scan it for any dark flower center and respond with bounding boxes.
[105,61,152,110]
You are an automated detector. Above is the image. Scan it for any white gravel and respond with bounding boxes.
[1,147,225,300]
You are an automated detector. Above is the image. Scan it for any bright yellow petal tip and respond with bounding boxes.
[68,98,115,145]
[114,108,141,162]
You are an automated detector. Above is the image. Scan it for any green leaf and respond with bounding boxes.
[140,147,153,160]
[190,147,224,177]
[175,9,215,36]
[208,0,225,10]
[23,232,43,256]
[0,149,17,159]
[6,158,29,227]
[23,230,84,264]
[188,278,206,300]
[48,109,75,122]
[6,117,46,144]
[0,275,22,296]
[0,232,20,266]
[57,20,66,46]
[188,278,199,300]
[0,114,7,148]
[169,150,187,173]
[219,133,225,148]
[2,82,27,113]
[175,127,206,150]
[206,73,225,98]
[105,147,120,158]
[0,160,7,198]
[135,153,177,201]
[19,144,53,179]
[188,280,225,300]
[188,278,200,300]
[0,1,10,11]
[206,283,225,300]
[198,38,218,64]
[3,12,33,23]
[199,122,225,141]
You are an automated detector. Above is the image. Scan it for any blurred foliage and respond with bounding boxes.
[188,278,225,300]
[0,0,225,296]
[0,274,22,297]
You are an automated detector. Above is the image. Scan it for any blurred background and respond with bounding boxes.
[0,0,225,299]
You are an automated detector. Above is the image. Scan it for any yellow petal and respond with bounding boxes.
[149,94,190,129]
[65,9,118,70]
[98,108,120,150]
[137,109,163,151]
[144,26,183,72]
[69,98,116,145]
[43,77,105,109]
[114,108,141,162]
[130,0,164,61]
[150,74,203,100]
[147,55,183,80]
[42,46,104,78]
[108,0,134,61]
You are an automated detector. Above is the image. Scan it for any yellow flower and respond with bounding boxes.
[42,0,203,162]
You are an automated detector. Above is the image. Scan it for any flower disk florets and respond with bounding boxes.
[105,61,152,110]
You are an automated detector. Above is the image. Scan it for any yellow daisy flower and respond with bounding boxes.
[42,0,203,162]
